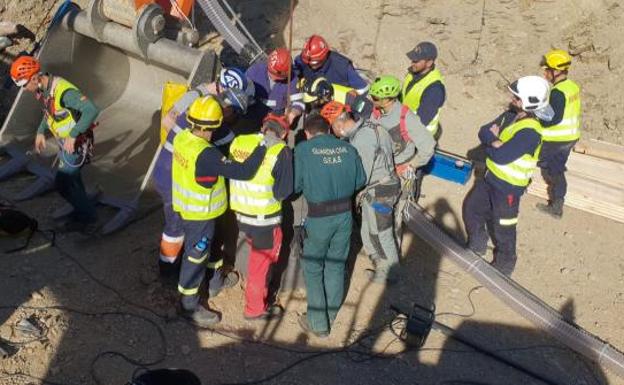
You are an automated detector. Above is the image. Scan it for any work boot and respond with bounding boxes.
[180,305,221,328]
[364,268,399,285]
[297,313,329,338]
[536,199,564,219]
[244,304,284,321]
[158,259,180,282]
[208,270,240,298]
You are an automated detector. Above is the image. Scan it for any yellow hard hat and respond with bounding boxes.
[542,49,572,71]
[187,96,223,130]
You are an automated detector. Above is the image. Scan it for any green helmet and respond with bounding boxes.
[369,75,401,99]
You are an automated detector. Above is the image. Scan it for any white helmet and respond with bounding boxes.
[508,75,550,112]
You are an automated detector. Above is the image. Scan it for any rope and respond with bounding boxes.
[285,0,295,112]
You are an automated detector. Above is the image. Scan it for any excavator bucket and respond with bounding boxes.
[0,1,217,234]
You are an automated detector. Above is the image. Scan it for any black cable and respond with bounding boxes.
[0,204,604,385]
[435,285,481,319]
[0,305,167,385]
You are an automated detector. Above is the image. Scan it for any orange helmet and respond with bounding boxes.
[267,48,292,80]
[301,35,330,65]
[320,101,349,125]
[10,56,41,87]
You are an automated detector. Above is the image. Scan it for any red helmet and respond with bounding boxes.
[262,112,290,138]
[267,48,292,80]
[301,35,330,65]
[10,56,41,86]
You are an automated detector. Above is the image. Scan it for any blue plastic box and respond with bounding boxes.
[423,150,473,185]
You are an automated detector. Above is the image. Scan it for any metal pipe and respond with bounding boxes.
[403,203,624,379]
[62,8,202,75]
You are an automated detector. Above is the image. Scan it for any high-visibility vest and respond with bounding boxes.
[45,77,80,139]
[401,69,444,134]
[172,130,227,221]
[486,118,543,187]
[541,79,581,142]
[332,83,353,104]
[229,133,285,226]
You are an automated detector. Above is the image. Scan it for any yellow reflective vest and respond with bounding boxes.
[229,133,285,226]
[542,79,581,142]
[486,118,543,187]
[172,130,227,221]
[401,69,444,134]
[46,78,79,139]
[332,83,353,104]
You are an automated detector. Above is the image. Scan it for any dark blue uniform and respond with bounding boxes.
[295,51,369,94]
[463,111,541,276]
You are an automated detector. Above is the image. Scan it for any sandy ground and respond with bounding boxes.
[1,0,624,385]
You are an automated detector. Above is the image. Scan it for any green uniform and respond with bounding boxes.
[294,133,366,333]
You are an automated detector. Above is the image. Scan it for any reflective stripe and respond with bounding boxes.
[162,233,184,243]
[230,194,278,207]
[261,98,277,107]
[541,127,579,138]
[188,254,208,264]
[172,125,183,134]
[512,158,538,169]
[159,254,177,263]
[178,284,199,296]
[355,84,370,95]
[491,163,534,180]
[214,131,235,146]
[206,259,223,269]
[230,179,272,193]
[236,212,282,226]
[173,183,225,203]
[164,141,174,153]
[172,197,227,214]
[290,92,304,101]
[499,217,518,226]
[425,112,440,133]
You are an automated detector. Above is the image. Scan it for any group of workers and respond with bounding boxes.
[9,32,581,338]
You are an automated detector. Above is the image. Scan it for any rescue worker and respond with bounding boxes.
[369,75,436,250]
[245,48,304,124]
[302,76,373,120]
[295,34,369,95]
[321,101,400,284]
[228,113,293,320]
[463,76,551,276]
[536,49,582,218]
[294,114,366,337]
[10,56,99,233]
[172,96,267,327]
[156,86,247,277]
[401,41,446,139]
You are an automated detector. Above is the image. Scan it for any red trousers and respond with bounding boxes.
[244,226,282,317]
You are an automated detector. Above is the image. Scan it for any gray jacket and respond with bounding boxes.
[371,101,435,167]
[347,119,396,185]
